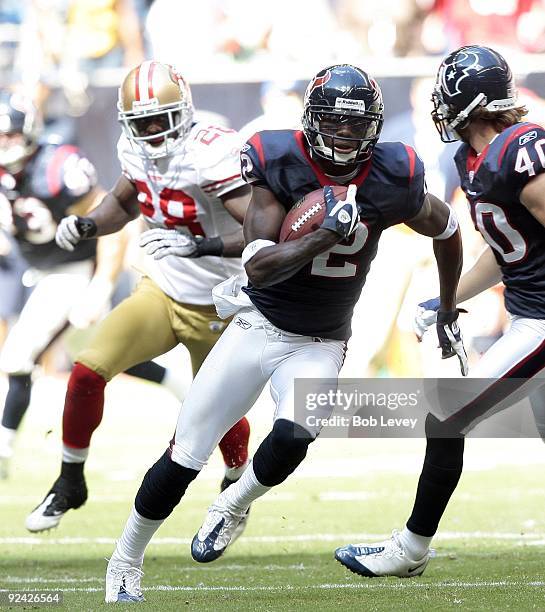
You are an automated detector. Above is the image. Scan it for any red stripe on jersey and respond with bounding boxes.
[446,335,545,425]
[46,145,78,196]
[404,144,416,183]
[148,61,156,99]
[466,143,490,174]
[294,130,372,188]
[248,133,265,169]
[134,64,141,101]
[497,123,542,167]
[203,174,241,191]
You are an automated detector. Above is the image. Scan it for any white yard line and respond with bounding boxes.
[1,581,544,594]
[1,531,543,546]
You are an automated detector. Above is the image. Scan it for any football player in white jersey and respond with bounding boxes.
[26,61,252,533]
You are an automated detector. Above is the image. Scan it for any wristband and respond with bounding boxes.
[76,217,98,239]
[194,235,224,257]
[433,203,458,240]
[241,239,276,266]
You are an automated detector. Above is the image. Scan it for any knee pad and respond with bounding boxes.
[1,374,32,430]
[253,419,314,487]
[135,450,199,520]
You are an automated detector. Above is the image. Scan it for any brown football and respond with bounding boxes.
[279,185,348,242]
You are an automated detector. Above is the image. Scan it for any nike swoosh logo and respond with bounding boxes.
[408,561,427,573]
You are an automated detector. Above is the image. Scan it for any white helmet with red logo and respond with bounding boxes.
[117,61,194,159]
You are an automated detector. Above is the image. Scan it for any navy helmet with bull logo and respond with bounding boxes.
[302,64,384,165]
[431,45,518,142]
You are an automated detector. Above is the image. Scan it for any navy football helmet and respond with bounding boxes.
[0,91,41,173]
[432,45,517,142]
[302,64,384,165]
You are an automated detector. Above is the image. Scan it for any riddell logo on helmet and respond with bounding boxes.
[132,98,159,109]
[335,98,366,111]
[309,71,332,93]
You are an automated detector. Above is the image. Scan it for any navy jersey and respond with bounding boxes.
[0,143,97,269]
[454,122,545,318]
[241,130,426,339]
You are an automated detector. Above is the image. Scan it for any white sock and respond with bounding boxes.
[0,426,16,457]
[62,444,89,463]
[218,462,270,514]
[399,527,433,559]
[224,459,249,482]
[161,367,190,402]
[115,507,164,564]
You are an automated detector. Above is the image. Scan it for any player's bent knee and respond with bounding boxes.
[70,362,106,390]
[424,414,464,474]
[253,418,314,487]
[135,449,199,520]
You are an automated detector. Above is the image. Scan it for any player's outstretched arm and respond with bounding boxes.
[84,175,141,236]
[243,186,339,288]
[406,193,462,311]
[56,175,141,251]
[407,193,468,375]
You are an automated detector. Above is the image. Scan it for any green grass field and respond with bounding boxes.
[1,374,545,610]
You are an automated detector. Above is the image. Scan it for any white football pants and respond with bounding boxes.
[171,307,346,471]
[447,314,545,433]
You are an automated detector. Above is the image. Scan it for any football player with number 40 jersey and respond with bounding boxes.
[102,64,465,603]
[26,62,252,538]
[336,45,545,579]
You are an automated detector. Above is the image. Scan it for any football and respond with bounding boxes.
[279,185,348,242]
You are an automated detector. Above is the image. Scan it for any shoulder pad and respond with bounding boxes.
[373,141,424,183]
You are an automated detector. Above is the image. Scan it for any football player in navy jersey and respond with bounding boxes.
[104,64,465,603]
[336,46,545,578]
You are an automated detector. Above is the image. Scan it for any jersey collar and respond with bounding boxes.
[294,130,372,188]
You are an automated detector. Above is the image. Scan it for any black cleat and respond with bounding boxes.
[25,476,87,532]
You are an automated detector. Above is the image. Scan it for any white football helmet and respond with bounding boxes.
[117,61,194,159]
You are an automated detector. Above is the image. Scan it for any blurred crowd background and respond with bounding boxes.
[1,0,545,380]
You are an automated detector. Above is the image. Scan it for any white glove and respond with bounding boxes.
[56,215,82,251]
[321,184,360,239]
[413,297,440,341]
[139,228,197,260]
[68,276,114,329]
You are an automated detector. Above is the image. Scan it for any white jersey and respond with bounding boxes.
[118,122,245,304]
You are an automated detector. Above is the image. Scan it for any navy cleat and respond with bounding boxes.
[191,502,247,563]
[335,530,431,578]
